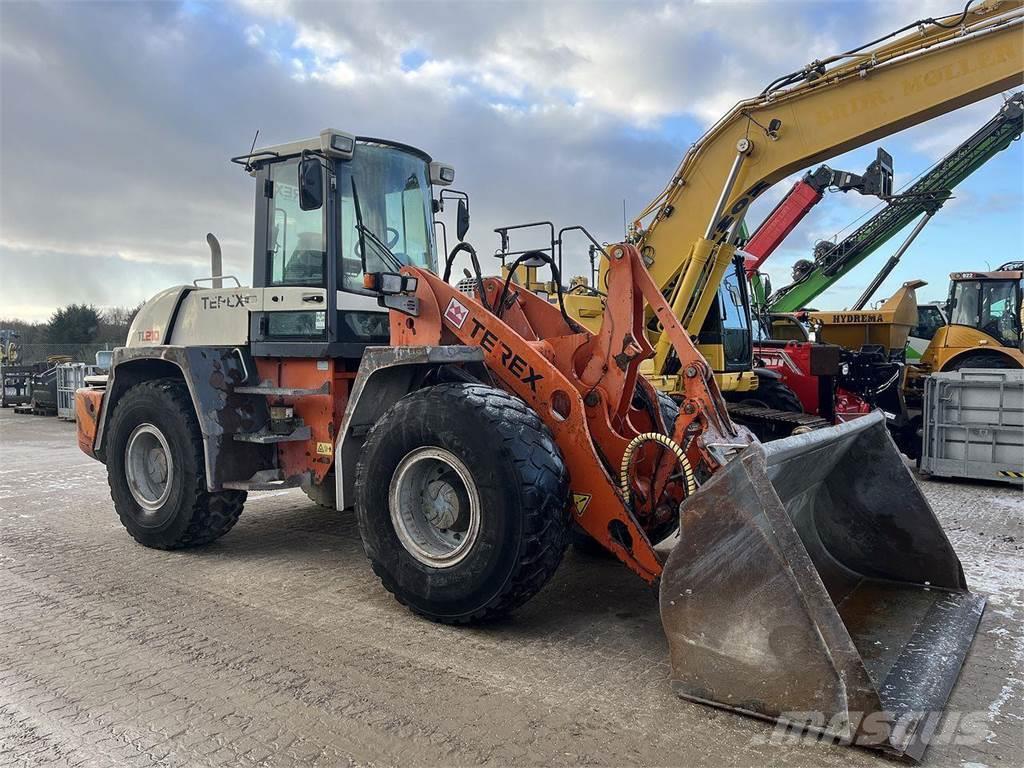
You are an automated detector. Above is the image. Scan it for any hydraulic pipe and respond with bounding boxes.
[851,209,936,310]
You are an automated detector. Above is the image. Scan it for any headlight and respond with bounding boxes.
[320,128,355,160]
[430,161,455,186]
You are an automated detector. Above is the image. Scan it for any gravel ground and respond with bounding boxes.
[0,408,1021,767]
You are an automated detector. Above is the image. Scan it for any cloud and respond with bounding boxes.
[1,0,1020,322]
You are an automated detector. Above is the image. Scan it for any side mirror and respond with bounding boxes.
[298,156,323,211]
[456,199,470,242]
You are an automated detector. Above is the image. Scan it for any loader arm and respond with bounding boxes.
[390,244,751,583]
[570,0,1024,377]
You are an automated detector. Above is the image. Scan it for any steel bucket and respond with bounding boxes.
[660,411,984,760]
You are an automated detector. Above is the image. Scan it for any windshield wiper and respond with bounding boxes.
[350,177,404,273]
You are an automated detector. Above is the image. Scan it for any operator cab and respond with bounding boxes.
[235,129,455,357]
[946,266,1024,349]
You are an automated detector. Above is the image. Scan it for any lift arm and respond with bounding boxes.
[769,90,1024,312]
[600,0,1023,375]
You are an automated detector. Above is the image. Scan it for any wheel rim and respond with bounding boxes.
[389,447,481,568]
[124,423,174,514]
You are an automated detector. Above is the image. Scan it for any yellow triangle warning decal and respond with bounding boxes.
[572,492,591,516]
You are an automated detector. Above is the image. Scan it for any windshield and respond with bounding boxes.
[948,278,1022,347]
[339,143,436,294]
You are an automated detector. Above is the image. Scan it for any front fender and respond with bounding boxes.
[335,346,486,510]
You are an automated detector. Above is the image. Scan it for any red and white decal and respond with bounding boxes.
[444,297,470,329]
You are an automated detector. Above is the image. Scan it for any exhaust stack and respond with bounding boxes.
[207,233,223,289]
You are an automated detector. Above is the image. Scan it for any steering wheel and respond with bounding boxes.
[352,228,401,257]
[981,319,1003,340]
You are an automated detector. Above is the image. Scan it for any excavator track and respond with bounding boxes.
[726,402,830,433]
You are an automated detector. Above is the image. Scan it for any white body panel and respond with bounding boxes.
[127,285,385,348]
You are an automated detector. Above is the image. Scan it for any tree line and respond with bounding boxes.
[1,303,144,346]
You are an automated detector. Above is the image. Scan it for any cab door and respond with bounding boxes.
[250,157,337,357]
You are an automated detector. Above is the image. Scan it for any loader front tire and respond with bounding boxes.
[106,379,246,549]
[355,383,570,624]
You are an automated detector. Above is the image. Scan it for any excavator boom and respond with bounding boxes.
[564,0,1024,378]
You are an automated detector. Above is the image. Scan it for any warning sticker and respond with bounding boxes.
[572,492,591,516]
[444,297,470,329]
[316,442,333,456]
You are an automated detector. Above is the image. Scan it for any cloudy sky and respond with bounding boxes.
[1,0,1021,322]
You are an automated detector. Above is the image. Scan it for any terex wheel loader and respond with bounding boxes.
[77,131,984,760]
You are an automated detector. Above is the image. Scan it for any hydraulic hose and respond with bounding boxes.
[619,432,697,510]
[443,241,491,311]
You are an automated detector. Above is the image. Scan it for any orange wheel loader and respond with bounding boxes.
[76,130,984,760]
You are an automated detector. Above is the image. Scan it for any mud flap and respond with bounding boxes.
[660,411,984,760]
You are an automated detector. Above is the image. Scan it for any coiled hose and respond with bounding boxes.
[619,432,697,510]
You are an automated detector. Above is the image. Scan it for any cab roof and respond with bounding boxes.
[950,270,1023,281]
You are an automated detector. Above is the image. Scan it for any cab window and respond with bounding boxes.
[913,306,945,340]
[719,268,753,369]
[338,143,435,295]
[268,159,326,286]
[949,279,1022,346]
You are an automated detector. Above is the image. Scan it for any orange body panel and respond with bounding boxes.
[252,358,351,485]
[75,388,103,459]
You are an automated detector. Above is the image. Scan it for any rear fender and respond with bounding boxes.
[94,345,273,490]
[939,346,1023,371]
[335,346,487,510]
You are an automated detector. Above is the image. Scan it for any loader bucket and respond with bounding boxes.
[660,411,984,761]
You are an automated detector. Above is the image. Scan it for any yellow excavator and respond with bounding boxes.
[562,0,1024,423]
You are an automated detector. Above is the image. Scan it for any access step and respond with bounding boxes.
[222,469,303,491]
[234,381,330,397]
[233,425,311,444]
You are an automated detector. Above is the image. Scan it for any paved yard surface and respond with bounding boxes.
[1,408,1021,767]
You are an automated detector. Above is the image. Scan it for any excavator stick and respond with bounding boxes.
[660,410,984,760]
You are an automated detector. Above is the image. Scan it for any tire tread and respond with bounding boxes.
[107,379,245,549]
[355,383,569,624]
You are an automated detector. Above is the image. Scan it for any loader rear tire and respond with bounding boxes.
[106,379,246,549]
[355,383,570,624]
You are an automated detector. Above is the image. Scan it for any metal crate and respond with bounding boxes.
[920,368,1024,485]
[56,363,99,421]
